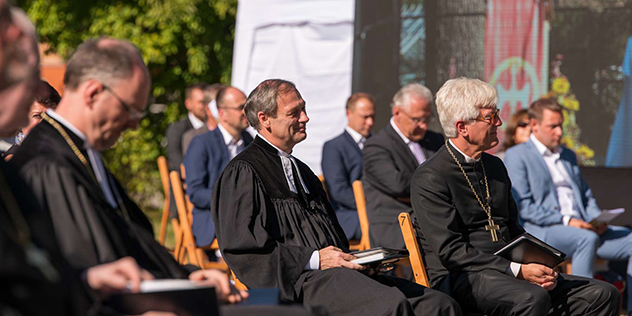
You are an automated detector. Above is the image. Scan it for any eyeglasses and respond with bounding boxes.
[474,108,500,124]
[517,121,529,128]
[103,85,146,120]
[399,109,432,125]
[218,104,245,111]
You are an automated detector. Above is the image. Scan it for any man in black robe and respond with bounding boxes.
[411,77,620,316]
[211,79,462,316]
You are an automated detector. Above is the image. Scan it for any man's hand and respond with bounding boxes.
[517,263,558,291]
[189,269,248,304]
[592,222,608,236]
[568,218,593,230]
[86,257,154,299]
[318,246,365,270]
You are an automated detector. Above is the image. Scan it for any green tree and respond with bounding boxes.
[19,0,237,208]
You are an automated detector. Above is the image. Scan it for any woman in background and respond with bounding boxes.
[496,109,530,160]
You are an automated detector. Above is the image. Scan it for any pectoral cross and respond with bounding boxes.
[485,218,500,242]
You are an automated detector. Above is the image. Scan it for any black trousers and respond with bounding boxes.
[299,268,462,316]
[443,270,620,316]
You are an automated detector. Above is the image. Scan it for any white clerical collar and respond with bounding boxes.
[390,117,412,144]
[217,122,242,147]
[257,134,310,194]
[344,126,365,146]
[448,139,480,163]
[46,109,87,142]
[530,134,561,157]
[188,112,205,130]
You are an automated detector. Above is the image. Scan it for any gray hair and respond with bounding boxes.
[244,79,300,130]
[391,83,433,110]
[435,78,498,138]
[63,37,147,90]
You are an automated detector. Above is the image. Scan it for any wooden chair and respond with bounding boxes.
[398,212,430,287]
[156,156,182,252]
[169,169,227,271]
[350,180,371,251]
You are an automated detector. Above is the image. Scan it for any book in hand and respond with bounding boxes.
[590,208,625,226]
[494,233,566,268]
[349,247,408,265]
[107,279,219,316]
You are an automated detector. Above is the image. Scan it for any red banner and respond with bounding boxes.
[484,0,549,151]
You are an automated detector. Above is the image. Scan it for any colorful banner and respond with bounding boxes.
[484,0,549,150]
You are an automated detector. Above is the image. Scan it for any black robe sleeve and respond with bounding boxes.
[211,161,315,301]
[411,167,513,275]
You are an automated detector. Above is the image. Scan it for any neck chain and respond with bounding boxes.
[445,140,500,242]
[41,113,131,221]
[41,112,97,182]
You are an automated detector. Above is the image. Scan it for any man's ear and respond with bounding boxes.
[82,80,102,109]
[257,111,270,130]
[455,120,468,137]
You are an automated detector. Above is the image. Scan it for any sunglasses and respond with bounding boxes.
[517,121,529,128]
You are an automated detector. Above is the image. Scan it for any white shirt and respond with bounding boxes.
[46,110,118,209]
[217,123,245,159]
[257,135,319,269]
[345,126,366,150]
[188,112,205,130]
[530,134,580,226]
[390,118,426,164]
[449,138,521,277]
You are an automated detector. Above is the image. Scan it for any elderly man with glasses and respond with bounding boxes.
[362,83,444,251]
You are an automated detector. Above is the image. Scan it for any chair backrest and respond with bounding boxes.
[170,170,205,267]
[157,156,171,245]
[398,212,430,287]
[352,180,371,250]
[180,163,194,221]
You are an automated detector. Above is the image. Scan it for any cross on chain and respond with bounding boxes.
[485,217,500,242]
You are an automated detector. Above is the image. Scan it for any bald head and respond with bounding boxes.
[64,37,150,92]
[217,86,249,133]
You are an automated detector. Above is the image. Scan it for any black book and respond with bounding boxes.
[349,247,408,265]
[107,280,219,316]
[494,233,566,268]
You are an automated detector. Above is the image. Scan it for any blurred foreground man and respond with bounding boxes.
[363,83,443,249]
[321,92,375,240]
[212,79,462,316]
[411,78,619,316]
[0,5,179,316]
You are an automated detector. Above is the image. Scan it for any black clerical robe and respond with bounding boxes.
[411,142,620,316]
[0,159,98,315]
[11,118,188,279]
[212,136,462,316]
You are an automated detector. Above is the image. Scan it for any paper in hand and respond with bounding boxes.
[590,208,625,225]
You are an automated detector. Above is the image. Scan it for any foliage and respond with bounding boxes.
[544,55,596,165]
[18,0,238,207]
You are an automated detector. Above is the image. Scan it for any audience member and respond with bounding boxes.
[496,108,530,160]
[211,79,462,316]
[184,86,252,247]
[0,6,181,315]
[321,92,375,240]
[412,77,619,316]
[363,83,443,249]
[166,82,208,172]
[182,83,226,154]
[505,98,632,313]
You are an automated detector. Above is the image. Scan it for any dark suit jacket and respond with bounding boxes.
[184,128,253,246]
[362,123,443,248]
[166,117,194,171]
[321,130,363,239]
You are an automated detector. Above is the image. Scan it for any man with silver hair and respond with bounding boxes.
[411,77,619,316]
[363,83,444,250]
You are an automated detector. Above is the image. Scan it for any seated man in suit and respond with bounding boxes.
[182,83,226,154]
[413,77,619,316]
[321,92,375,240]
[184,86,252,247]
[505,98,632,314]
[166,82,209,172]
[363,83,443,249]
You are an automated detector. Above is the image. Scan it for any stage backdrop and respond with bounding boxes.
[231,0,355,175]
